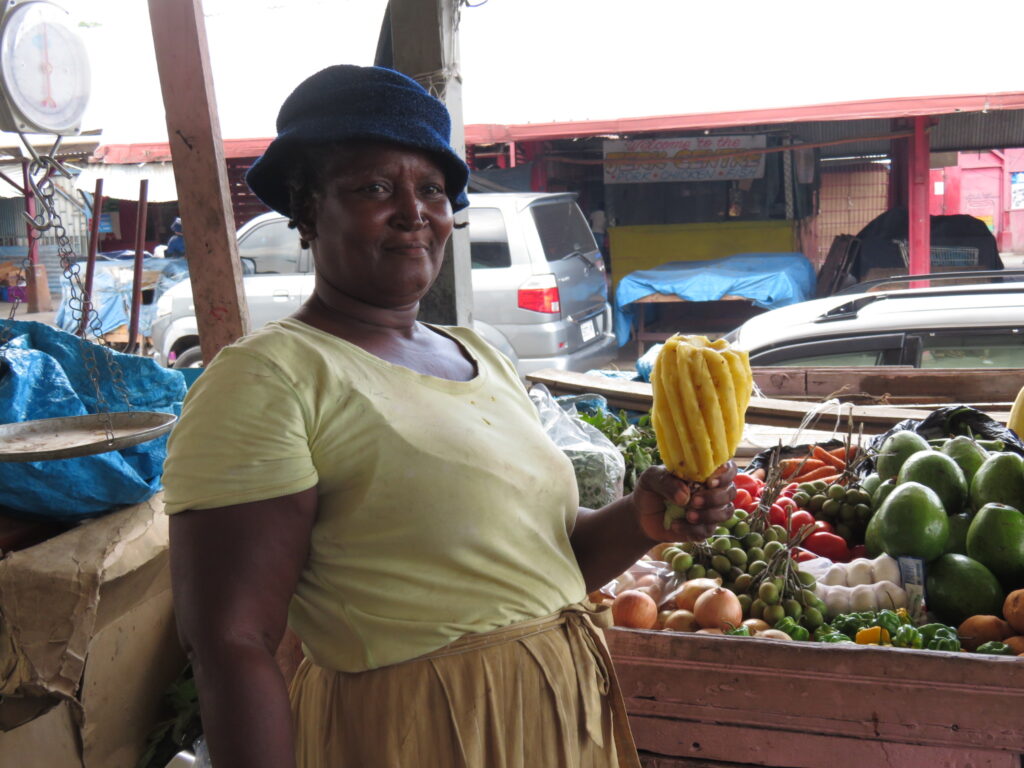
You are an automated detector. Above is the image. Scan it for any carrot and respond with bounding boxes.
[829,445,857,463]
[780,457,826,479]
[790,465,841,484]
[812,443,846,470]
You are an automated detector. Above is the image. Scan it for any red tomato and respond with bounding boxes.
[803,531,851,563]
[775,496,798,513]
[768,503,787,527]
[734,488,753,509]
[733,473,761,495]
[812,520,834,534]
[780,483,799,498]
[791,549,817,562]
[849,544,868,560]
[786,510,816,534]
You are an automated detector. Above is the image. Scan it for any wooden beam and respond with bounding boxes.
[388,0,472,327]
[148,0,248,363]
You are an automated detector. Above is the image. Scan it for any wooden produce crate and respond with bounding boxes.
[608,628,1024,768]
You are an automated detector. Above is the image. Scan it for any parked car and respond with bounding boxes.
[722,270,1024,368]
[151,192,617,377]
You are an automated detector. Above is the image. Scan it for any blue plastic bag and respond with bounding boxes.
[0,321,186,520]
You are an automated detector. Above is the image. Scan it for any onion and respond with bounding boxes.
[693,586,743,631]
[674,577,723,611]
[755,629,793,641]
[742,618,771,634]
[612,589,658,629]
[663,609,699,633]
[696,628,724,635]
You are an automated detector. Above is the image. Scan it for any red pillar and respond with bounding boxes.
[908,116,931,286]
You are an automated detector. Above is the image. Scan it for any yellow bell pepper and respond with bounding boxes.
[855,626,891,645]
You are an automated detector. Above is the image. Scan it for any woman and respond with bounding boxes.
[163,65,736,768]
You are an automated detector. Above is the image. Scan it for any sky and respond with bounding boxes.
[13,0,1024,146]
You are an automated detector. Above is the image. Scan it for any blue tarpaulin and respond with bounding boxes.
[613,252,816,346]
[0,321,186,520]
[54,256,189,338]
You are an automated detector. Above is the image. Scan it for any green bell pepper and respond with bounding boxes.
[892,624,923,649]
[975,641,1014,655]
[831,612,876,638]
[774,616,809,641]
[918,623,952,645]
[726,625,751,636]
[820,631,854,643]
[875,609,902,637]
[925,627,961,652]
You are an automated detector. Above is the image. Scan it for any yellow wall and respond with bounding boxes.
[608,220,796,279]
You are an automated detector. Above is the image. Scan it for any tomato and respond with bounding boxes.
[803,531,851,563]
[768,503,787,527]
[775,496,798,513]
[733,473,761,495]
[791,549,817,562]
[812,520,834,534]
[780,483,799,498]
[786,510,816,534]
[734,488,753,509]
[849,544,868,560]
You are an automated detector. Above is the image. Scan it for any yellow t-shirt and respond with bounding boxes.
[162,318,587,672]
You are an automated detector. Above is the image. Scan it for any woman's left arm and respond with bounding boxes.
[569,462,737,593]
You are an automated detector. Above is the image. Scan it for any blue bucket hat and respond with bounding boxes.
[246,65,470,217]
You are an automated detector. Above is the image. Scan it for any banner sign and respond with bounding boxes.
[603,135,767,184]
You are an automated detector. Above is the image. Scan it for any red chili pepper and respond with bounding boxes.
[734,488,753,509]
[803,531,851,563]
[812,519,834,534]
[786,510,816,535]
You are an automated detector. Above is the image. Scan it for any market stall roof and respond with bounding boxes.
[465,91,1024,159]
[89,90,1024,171]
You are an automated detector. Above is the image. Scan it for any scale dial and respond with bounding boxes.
[0,0,90,135]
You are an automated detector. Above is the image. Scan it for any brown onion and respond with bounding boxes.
[663,609,699,632]
[693,586,743,631]
[674,577,723,611]
[612,590,658,629]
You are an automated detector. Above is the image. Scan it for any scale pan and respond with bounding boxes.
[0,411,177,462]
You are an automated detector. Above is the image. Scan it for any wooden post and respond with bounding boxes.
[148,0,248,363]
[389,0,472,327]
[908,115,931,287]
[21,160,51,313]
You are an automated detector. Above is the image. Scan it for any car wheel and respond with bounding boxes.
[172,347,204,369]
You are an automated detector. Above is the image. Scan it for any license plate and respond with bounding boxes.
[580,319,596,342]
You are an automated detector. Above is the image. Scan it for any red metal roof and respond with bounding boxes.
[92,91,1024,162]
[464,91,1024,144]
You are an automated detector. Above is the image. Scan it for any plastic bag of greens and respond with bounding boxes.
[529,383,625,509]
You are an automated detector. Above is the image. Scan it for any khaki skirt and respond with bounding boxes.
[289,603,642,768]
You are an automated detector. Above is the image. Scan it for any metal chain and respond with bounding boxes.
[0,136,134,440]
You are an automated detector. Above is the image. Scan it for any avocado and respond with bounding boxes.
[873,481,949,562]
[969,452,1024,512]
[941,435,989,485]
[943,512,973,555]
[925,553,1005,626]
[875,431,931,480]
[897,450,968,516]
[966,503,1024,590]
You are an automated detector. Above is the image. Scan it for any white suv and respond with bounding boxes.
[151,193,617,376]
[724,271,1024,369]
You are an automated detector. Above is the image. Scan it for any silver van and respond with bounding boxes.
[150,192,617,376]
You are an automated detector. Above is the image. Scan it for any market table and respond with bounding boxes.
[607,627,1024,768]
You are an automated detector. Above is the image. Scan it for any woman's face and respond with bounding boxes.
[302,141,455,310]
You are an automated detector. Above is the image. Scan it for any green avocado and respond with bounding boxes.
[874,481,949,562]
[943,512,973,555]
[897,450,968,516]
[925,553,1005,626]
[941,436,989,485]
[873,477,898,509]
[966,503,1024,590]
[875,431,931,480]
[969,452,1024,512]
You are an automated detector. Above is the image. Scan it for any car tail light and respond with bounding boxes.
[518,274,561,314]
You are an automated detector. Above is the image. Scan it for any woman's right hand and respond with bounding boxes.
[632,462,737,543]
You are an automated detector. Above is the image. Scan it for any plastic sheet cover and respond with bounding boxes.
[613,252,816,346]
[0,320,186,519]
